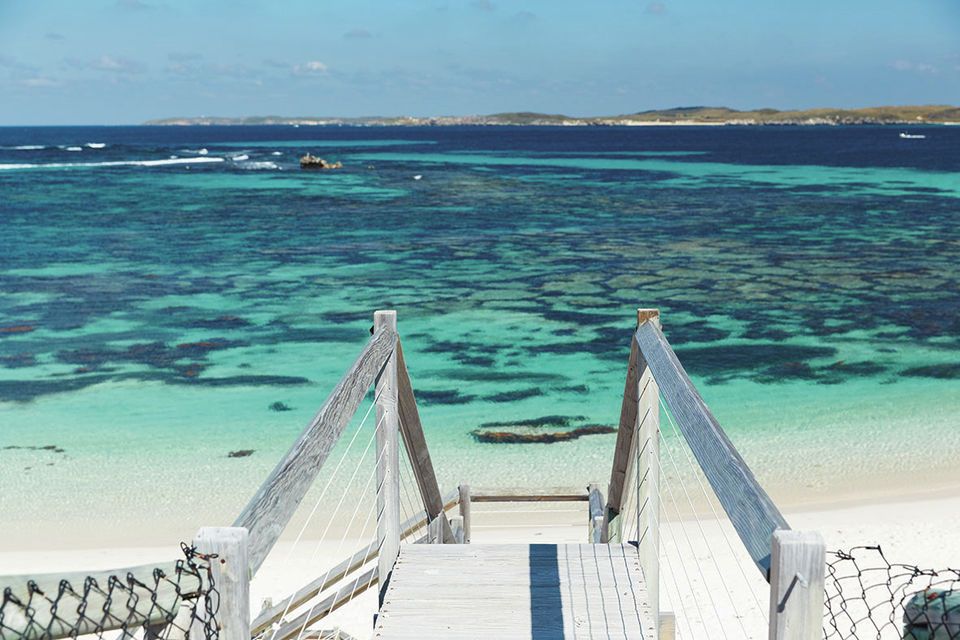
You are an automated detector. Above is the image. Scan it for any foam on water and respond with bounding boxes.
[0,156,224,171]
[231,154,250,161]
[3,145,46,150]
[85,143,106,149]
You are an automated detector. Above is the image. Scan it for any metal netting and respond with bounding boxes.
[0,543,220,640]
[824,546,960,640]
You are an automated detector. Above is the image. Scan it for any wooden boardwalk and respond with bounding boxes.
[373,543,656,639]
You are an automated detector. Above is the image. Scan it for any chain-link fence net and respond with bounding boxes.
[0,543,220,640]
[824,546,960,640]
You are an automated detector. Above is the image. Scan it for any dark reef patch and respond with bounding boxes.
[471,425,615,444]
[480,415,587,429]
[674,343,837,382]
[901,364,960,379]
[228,449,254,458]
[0,353,37,368]
[417,389,478,405]
[269,401,293,412]
[483,387,543,403]
[3,444,66,454]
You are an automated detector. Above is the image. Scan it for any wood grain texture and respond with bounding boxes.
[191,527,250,640]
[458,484,471,544]
[587,483,604,544]
[373,544,655,639]
[395,338,455,543]
[252,489,460,634]
[375,311,401,603]
[603,334,640,543]
[0,560,188,638]
[234,325,398,573]
[635,358,661,636]
[634,320,790,575]
[472,492,589,503]
[768,530,826,640]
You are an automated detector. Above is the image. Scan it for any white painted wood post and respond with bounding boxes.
[636,308,661,638]
[458,484,471,544]
[449,515,465,544]
[768,530,826,640]
[375,310,400,603]
[658,611,676,640]
[428,516,445,544]
[191,527,250,640]
[587,483,604,544]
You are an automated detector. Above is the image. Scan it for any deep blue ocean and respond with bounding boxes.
[1,125,958,547]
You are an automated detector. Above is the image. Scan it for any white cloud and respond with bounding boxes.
[891,60,937,74]
[293,61,329,75]
[21,77,59,87]
[646,2,667,15]
[93,55,145,74]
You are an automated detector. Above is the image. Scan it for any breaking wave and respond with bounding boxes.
[0,157,225,171]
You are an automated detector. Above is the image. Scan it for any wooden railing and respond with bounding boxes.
[602,308,826,640]
[0,306,827,640]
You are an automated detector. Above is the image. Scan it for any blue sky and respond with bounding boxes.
[0,0,958,124]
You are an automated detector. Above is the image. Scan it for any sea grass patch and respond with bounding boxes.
[471,414,614,444]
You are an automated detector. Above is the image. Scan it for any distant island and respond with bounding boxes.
[145,105,960,127]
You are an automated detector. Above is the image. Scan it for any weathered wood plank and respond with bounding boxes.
[375,310,401,604]
[251,494,457,636]
[0,561,189,638]
[458,484,471,544]
[587,483,604,544]
[634,320,790,575]
[233,325,398,573]
[603,317,642,542]
[272,566,378,640]
[636,336,661,637]
[374,544,655,639]
[191,527,249,640]
[471,492,589,503]
[768,530,826,640]
[395,338,455,543]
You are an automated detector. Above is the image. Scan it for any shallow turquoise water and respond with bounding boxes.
[0,125,958,546]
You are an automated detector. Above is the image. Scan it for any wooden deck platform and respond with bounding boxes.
[373,543,656,639]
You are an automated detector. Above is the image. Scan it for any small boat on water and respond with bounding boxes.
[300,153,342,170]
[899,132,926,139]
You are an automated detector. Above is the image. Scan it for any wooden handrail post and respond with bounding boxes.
[191,527,250,640]
[635,308,661,637]
[375,310,400,604]
[458,484,472,544]
[768,530,826,640]
[587,483,604,544]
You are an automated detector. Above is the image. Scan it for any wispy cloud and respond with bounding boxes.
[513,10,536,23]
[293,60,329,75]
[470,0,495,12]
[891,59,937,74]
[65,55,146,75]
[115,0,155,10]
[45,32,65,41]
[344,28,373,39]
[21,77,59,88]
[646,2,667,15]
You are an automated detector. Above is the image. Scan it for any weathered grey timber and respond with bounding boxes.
[271,566,378,640]
[234,325,397,573]
[395,338,455,543]
[587,483,604,544]
[373,544,655,639]
[768,530,826,640]
[471,491,589,502]
[251,494,457,636]
[634,320,789,574]
[635,316,662,637]
[603,322,641,542]
[0,561,189,638]
[458,484,471,544]
[191,527,249,640]
[375,311,401,602]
